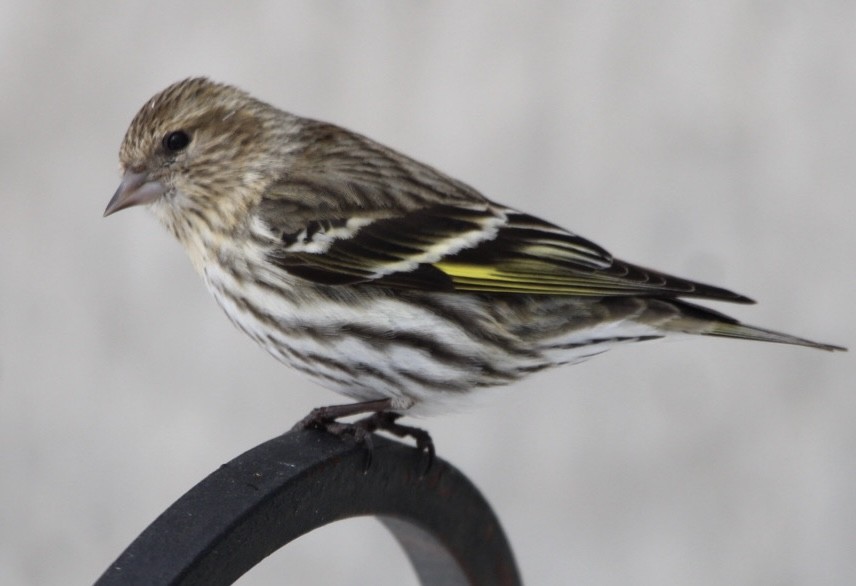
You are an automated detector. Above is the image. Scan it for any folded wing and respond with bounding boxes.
[262,202,754,303]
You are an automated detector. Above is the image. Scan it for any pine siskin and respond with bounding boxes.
[104,78,844,449]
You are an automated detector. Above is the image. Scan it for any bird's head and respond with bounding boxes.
[105,77,292,239]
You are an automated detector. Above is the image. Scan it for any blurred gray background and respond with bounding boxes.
[1,2,853,585]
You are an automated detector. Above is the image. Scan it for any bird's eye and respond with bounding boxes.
[163,130,191,152]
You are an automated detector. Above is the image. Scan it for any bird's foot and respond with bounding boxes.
[352,411,435,474]
[292,399,434,473]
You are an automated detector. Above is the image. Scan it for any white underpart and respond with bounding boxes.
[202,257,528,415]
[201,251,677,415]
[541,320,670,365]
[183,209,672,416]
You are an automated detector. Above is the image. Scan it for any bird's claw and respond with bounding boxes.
[291,404,434,474]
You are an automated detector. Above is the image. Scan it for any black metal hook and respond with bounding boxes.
[94,430,521,585]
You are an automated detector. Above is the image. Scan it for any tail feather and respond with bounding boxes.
[666,299,846,352]
[704,322,846,352]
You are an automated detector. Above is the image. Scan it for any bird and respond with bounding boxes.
[104,77,845,455]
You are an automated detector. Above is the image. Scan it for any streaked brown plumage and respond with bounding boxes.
[105,78,845,424]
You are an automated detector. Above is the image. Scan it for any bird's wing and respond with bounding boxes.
[260,201,753,303]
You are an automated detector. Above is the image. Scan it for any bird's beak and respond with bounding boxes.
[104,170,166,217]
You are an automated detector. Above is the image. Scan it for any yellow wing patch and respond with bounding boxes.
[433,260,619,295]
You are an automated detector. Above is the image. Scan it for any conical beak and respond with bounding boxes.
[104,170,166,217]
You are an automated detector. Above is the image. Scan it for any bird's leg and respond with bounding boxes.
[291,398,393,430]
[292,399,434,472]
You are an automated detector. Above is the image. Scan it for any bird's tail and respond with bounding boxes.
[668,300,846,351]
[704,321,846,351]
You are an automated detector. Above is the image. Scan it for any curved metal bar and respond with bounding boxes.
[94,430,521,585]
